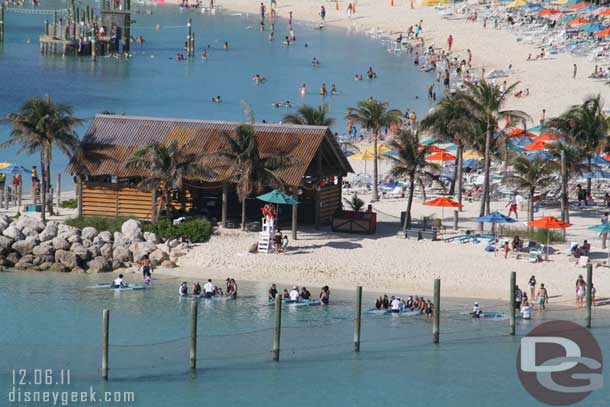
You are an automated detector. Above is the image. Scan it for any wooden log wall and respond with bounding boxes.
[318,184,341,225]
[82,183,152,219]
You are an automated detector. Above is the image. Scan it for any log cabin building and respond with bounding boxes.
[69,115,353,230]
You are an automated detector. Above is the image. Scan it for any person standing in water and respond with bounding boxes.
[319,286,330,305]
[319,6,326,25]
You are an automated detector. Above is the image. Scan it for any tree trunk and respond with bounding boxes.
[40,151,47,222]
[479,127,493,230]
[164,189,172,220]
[586,157,592,199]
[403,175,416,232]
[560,150,569,224]
[45,158,55,216]
[456,144,464,211]
[449,154,458,195]
[241,198,246,231]
[529,188,535,222]
[371,130,379,202]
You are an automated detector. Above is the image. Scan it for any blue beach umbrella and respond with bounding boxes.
[527,125,544,134]
[382,150,398,158]
[588,223,610,264]
[583,23,605,34]
[477,211,517,224]
[462,159,479,168]
[420,138,438,145]
[527,151,553,160]
[512,136,534,147]
[588,156,610,165]
[0,164,30,175]
[583,170,610,179]
[342,150,355,158]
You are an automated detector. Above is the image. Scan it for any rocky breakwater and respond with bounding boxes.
[0,215,192,273]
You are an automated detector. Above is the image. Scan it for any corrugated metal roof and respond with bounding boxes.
[70,115,353,186]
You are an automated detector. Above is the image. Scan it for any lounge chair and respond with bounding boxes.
[526,240,537,251]
[528,250,540,263]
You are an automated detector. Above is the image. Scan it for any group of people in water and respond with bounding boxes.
[268,283,331,305]
[374,294,433,317]
[179,278,238,298]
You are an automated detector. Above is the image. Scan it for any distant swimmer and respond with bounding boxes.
[269,31,275,41]
[331,84,337,95]
[284,36,290,46]
[179,282,188,296]
[320,83,328,96]
[211,96,222,103]
[113,274,127,288]
[202,50,208,60]
[272,101,292,108]
[253,74,266,84]
[224,41,229,50]
[367,67,377,79]
[299,83,307,95]
[312,57,320,68]
[471,302,482,318]
[354,74,363,81]
[289,28,296,42]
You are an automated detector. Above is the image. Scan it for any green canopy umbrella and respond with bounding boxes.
[257,189,300,224]
[588,223,610,265]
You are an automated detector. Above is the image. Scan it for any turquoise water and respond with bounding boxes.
[0,2,433,190]
[1,271,609,406]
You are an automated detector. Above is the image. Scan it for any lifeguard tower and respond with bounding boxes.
[258,216,276,254]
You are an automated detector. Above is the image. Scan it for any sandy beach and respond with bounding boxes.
[201,0,610,119]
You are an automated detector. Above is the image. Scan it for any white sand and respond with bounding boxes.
[149,1,610,302]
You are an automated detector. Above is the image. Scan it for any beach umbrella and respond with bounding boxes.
[424,197,463,228]
[569,2,589,10]
[342,150,355,157]
[426,151,456,161]
[537,132,561,141]
[512,136,534,147]
[382,150,398,158]
[583,170,610,179]
[537,8,561,16]
[567,17,591,26]
[583,23,606,33]
[528,216,572,260]
[0,162,12,170]
[523,139,550,151]
[420,145,447,153]
[589,155,610,165]
[527,151,553,160]
[527,124,545,134]
[463,150,483,159]
[526,4,545,12]
[257,189,300,223]
[420,137,438,145]
[598,9,610,16]
[477,211,517,224]
[0,164,30,175]
[508,128,536,138]
[462,158,480,168]
[596,27,610,37]
[506,0,527,8]
[588,223,610,265]
[349,150,385,160]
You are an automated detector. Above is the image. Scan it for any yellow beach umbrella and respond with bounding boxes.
[506,0,527,8]
[362,144,392,155]
[463,150,483,159]
[552,0,569,4]
[0,163,12,170]
[349,150,386,160]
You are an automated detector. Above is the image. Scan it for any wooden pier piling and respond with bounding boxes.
[102,309,109,380]
[272,293,282,361]
[509,271,516,336]
[189,300,198,369]
[433,278,440,344]
[586,264,593,329]
[354,286,362,352]
[1,4,5,44]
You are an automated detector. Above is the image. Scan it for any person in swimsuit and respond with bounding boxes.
[472,302,482,318]
[375,296,383,309]
[193,282,202,296]
[227,278,238,299]
[269,283,278,300]
[382,294,389,309]
[283,289,290,299]
[140,255,152,279]
[528,275,536,300]
[273,229,283,253]
[179,282,188,296]
[300,287,311,300]
[319,286,330,305]
[576,281,586,307]
[425,300,433,317]
[537,283,548,310]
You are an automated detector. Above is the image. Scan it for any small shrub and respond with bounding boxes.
[143,219,212,243]
[499,225,565,243]
[344,194,365,212]
[65,216,131,233]
[60,198,78,209]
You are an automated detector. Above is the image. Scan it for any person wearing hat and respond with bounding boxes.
[289,286,300,301]
[472,302,482,318]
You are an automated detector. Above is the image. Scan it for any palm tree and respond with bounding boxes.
[346,99,402,201]
[547,141,588,224]
[282,104,336,127]
[127,141,211,221]
[548,95,609,196]
[457,81,530,225]
[387,129,440,231]
[420,94,476,210]
[511,156,558,221]
[217,124,290,230]
[2,97,83,221]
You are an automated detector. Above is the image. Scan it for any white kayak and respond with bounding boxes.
[96,283,147,291]
[268,299,321,307]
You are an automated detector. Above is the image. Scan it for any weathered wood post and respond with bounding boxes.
[433,278,440,344]
[354,286,362,352]
[187,18,192,56]
[53,12,57,37]
[4,182,9,210]
[191,32,195,57]
[17,183,22,214]
[102,309,109,380]
[77,177,83,217]
[586,264,593,328]
[221,183,228,227]
[272,293,282,361]
[509,271,516,336]
[453,210,458,230]
[56,174,61,208]
[291,189,298,240]
[124,0,131,53]
[189,300,198,369]
[0,4,5,44]
[91,37,96,61]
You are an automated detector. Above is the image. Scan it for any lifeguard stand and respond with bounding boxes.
[258,216,275,254]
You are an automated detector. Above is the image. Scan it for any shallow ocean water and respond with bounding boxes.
[0,1,433,190]
[0,271,609,406]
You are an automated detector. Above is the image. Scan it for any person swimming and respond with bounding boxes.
[320,83,328,96]
[113,274,126,288]
[299,83,306,95]
[211,96,222,103]
[330,84,337,95]
[319,285,330,305]
[253,74,266,83]
[471,302,482,318]
[179,282,188,296]
[193,282,202,296]
[268,283,278,300]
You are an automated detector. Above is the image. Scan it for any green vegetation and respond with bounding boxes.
[60,198,78,209]
[143,219,212,243]
[498,226,565,243]
[344,194,365,212]
[65,216,131,234]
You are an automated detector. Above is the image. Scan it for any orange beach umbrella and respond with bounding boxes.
[537,132,561,141]
[537,9,561,16]
[596,27,610,37]
[426,151,456,161]
[424,197,463,229]
[527,216,572,260]
[567,17,591,26]
[419,144,447,153]
[569,2,588,9]
[508,128,536,138]
[523,139,550,151]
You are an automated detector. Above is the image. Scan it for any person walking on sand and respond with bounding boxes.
[347,3,353,18]
[503,241,510,259]
[573,63,577,79]
[537,283,548,310]
[540,109,546,125]
[528,275,536,301]
[506,193,518,219]
[447,34,453,51]
[260,2,266,20]
[320,6,326,24]
[289,11,293,25]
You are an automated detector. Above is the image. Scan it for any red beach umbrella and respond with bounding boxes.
[567,17,591,26]
[424,197,463,229]
[537,9,560,16]
[537,132,561,141]
[426,151,456,161]
[523,139,550,151]
[527,216,572,260]
[508,128,536,138]
[596,27,610,37]
[569,2,589,10]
